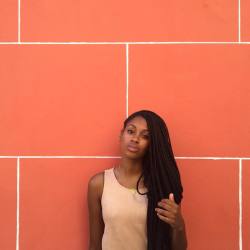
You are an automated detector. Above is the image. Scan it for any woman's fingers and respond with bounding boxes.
[155,197,181,228]
[156,213,175,226]
[161,198,178,208]
[155,207,175,219]
[157,201,178,215]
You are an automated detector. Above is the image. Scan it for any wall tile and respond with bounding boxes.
[242,0,250,41]
[21,0,237,41]
[0,0,17,41]
[19,158,120,250]
[0,158,17,250]
[177,159,238,250]
[0,45,125,155]
[129,44,250,157]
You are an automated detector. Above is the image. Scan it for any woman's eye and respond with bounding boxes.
[127,129,149,139]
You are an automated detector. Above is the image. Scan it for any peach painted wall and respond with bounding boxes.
[0,1,250,250]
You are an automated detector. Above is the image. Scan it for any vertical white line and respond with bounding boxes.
[16,157,20,250]
[18,0,21,43]
[125,43,129,118]
[239,159,242,250]
[17,0,21,43]
[238,0,241,42]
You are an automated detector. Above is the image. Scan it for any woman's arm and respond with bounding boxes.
[171,212,188,250]
[87,172,105,250]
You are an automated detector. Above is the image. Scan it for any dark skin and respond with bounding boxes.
[87,116,187,250]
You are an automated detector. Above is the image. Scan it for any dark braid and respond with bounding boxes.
[122,110,183,250]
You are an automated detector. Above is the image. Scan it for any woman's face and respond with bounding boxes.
[119,116,150,159]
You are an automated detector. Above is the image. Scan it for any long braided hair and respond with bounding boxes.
[122,110,183,250]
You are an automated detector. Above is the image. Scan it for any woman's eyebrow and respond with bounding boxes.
[127,124,149,132]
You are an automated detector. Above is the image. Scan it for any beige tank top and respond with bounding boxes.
[101,167,148,250]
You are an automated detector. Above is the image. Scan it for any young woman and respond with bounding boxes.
[88,110,187,250]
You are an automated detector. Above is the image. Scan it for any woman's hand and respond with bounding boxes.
[155,193,184,230]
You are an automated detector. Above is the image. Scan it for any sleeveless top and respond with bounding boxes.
[101,166,148,250]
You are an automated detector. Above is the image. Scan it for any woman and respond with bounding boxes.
[88,110,187,250]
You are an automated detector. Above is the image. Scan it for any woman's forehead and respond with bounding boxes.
[127,117,149,131]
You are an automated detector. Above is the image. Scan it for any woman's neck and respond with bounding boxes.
[118,158,142,176]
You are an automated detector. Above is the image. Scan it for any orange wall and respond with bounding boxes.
[0,1,250,250]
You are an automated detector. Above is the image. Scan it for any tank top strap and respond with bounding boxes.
[103,167,115,186]
[102,167,118,197]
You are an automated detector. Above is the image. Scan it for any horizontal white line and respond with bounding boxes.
[0,155,121,159]
[175,156,250,160]
[0,155,249,160]
[0,41,250,45]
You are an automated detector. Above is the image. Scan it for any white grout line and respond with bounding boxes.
[239,159,242,250]
[175,156,250,160]
[126,43,129,118]
[0,155,250,159]
[0,156,121,159]
[16,157,20,250]
[238,0,241,43]
[0,42,250,45]
[18,0,21,43]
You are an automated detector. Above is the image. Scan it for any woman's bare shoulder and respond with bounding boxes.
[89,171,104,186]
[88,171,104,198]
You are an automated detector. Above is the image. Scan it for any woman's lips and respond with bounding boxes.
[127,145,139,152]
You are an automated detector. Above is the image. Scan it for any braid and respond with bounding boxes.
[123,110,183,250]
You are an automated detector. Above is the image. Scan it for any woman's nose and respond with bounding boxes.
[131,134,140,142]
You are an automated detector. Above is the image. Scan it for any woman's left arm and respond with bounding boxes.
[155,193,188,250]
[170,211,187,250]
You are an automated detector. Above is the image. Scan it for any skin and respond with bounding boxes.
[87,116,187,250]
